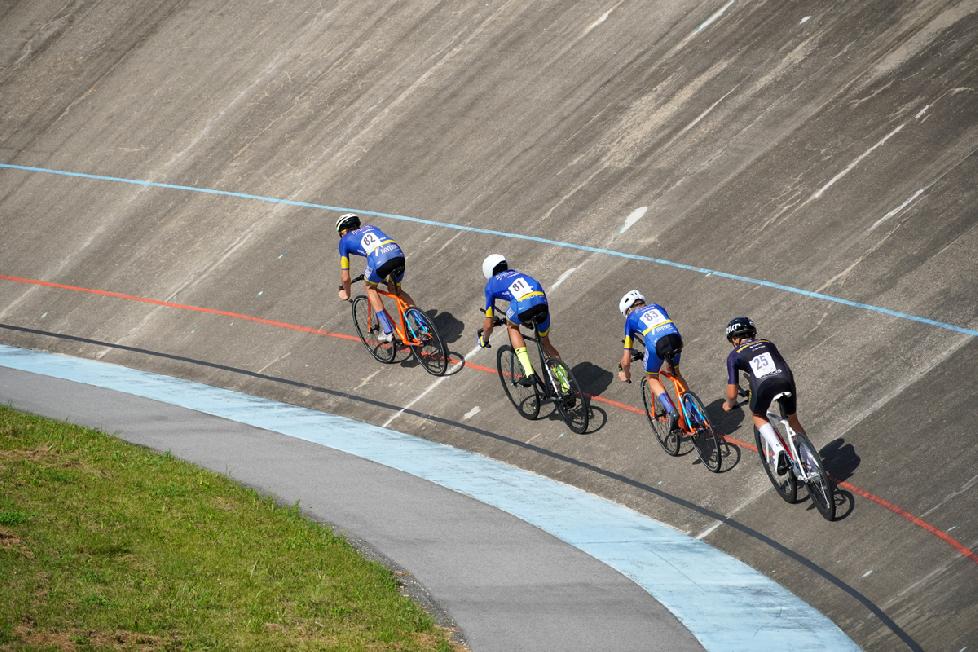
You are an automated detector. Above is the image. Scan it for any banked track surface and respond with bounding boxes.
[2,1,978,649]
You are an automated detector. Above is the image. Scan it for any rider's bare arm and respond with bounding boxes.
[617,348,632,382]
[722,382,739,411]
[338,268,352,301]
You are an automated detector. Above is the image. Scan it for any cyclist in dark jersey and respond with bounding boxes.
[335,213,414,343]
[722,316,806,475]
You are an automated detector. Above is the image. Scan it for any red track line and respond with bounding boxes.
[0,274,359,342]
[2,273,975,566]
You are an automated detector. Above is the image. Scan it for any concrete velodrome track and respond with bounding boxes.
[1,1,977,650]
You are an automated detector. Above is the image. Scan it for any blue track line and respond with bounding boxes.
[0,344,859,651]
[3,162,975,338]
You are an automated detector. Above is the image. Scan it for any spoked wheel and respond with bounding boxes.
[754,426,799,503]
[404,307,449,376]
[794,432,837,521]
[683,392,723,473]
[351,296,396,364]
[641,377,681,456]
[545,358,589,434]
[497,345,541,420]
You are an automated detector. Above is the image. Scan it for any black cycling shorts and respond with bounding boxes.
[373,256,406,285]
[750,377,797,418]
[655,333,683,366]
[517,303,549,328]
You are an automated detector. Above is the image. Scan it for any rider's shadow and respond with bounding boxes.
[821,438,860,482]
[571,361,613,397]
[427,309,464,344]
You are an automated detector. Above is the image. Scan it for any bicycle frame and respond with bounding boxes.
[364,285,424,347]
[764,397,812,482]
[653,369,695,433]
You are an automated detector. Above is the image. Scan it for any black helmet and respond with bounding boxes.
[335,213,361,234]
[725,316,756,342]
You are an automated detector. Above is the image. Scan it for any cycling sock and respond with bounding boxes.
[656,393,676,415]
[377,310,394,334]
[758,423,782,461]
[515,347,534,377]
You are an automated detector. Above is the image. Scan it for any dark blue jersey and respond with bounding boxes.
[726,338,793,388]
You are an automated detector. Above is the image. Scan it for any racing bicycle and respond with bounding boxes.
[739,384,836,520]
[627,342,723,472]
[481,312,589,434]
[349,274,449,376]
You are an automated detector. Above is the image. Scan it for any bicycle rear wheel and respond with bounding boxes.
[497,345,541,420]
[405,307,449,376]
[545,358,589,434]
[351,296,396,364]
[754,425,798,503]
[641,377,681,456]
[794,432,836,521]
[683,392,723,473]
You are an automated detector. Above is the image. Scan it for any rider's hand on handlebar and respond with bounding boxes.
[477,329,491,348]
[338,286,350,302]
[617,363,631,384]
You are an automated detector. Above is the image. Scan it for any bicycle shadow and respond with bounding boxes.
[703,398,744,472]
[820,438,860,521]
[539,402,607,435]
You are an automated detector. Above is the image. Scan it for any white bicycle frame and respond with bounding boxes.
[762,391,814,482]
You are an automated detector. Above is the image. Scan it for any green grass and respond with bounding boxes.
[0,405,460,650]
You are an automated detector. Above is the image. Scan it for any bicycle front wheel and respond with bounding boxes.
[404,307,449,376]
[754,425,798,503]
[683,392,723,473]
[497,345,541,420]
[546,358,589,434]
[794,432,836,521]
[351,296,396,364]
[641,377,681,456]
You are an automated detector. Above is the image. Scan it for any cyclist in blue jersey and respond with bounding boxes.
[722,316,804,476]
[335,213,414,343]
[617,290,683,433]
[478,254,564,388]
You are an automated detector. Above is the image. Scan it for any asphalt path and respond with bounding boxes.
[0,364,701,652]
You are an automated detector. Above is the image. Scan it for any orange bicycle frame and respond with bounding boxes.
[369,287,422,347]
[652,368,693,433]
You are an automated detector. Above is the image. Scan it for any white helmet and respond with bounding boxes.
[619,290,645,316]
[482,254,507,279]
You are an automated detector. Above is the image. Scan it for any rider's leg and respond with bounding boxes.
[507,322,535,378]
[366,285,394,334]
[388,281,416,307]
[786,413,807,436]
[539,333,561,360]
[753,414,788,474]
[644,345,677,419]
[645,372,677,417]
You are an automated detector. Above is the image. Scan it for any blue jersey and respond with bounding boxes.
[623,303,680,349]
[483,269,546,317]
[338,225,403,272]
